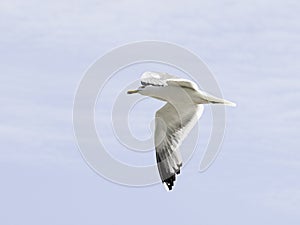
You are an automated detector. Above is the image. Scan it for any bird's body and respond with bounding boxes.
[127,72,235,191]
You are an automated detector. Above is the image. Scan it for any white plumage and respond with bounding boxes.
[128,71,235,190]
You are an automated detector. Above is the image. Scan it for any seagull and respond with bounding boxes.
[127,72,236,191]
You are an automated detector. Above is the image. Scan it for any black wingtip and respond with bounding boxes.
[163,174,176,191]
[166,183,173,191]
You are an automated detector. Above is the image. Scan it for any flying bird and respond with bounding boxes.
[127,72,235,191]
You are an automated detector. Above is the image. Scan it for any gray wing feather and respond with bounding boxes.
[155,102,203,190]
[141,71,178,87]
[141,72,199,91]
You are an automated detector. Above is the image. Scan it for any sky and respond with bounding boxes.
[1,0,300,224]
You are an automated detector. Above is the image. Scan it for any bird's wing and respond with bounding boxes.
[141,71,199,90]
[166,78,199,91]
[155,102,204,190]
[141,71,178,87]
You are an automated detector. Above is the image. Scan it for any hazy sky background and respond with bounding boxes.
[1,0,300,224]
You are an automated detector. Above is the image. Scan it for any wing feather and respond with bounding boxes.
[166,78,199,90]
[141,71,199,91]
[141,71,178,87]
[155,102,203,190]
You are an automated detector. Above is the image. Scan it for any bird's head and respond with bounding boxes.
[127,85,165,101]
[127,85,147,95]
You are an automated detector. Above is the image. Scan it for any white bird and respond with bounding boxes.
[127,72,236,191]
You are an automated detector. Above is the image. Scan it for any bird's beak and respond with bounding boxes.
[127,89,139,94]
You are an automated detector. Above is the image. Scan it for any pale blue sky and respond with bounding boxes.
[1,0,300,224]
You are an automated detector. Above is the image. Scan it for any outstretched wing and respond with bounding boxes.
[141,71,199,90]
[166,78,199,91]
[141,71,178,87]
[155,102,203,190]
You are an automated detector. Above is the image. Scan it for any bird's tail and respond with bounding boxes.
[197,91,236,107]
[156,149,182,191]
